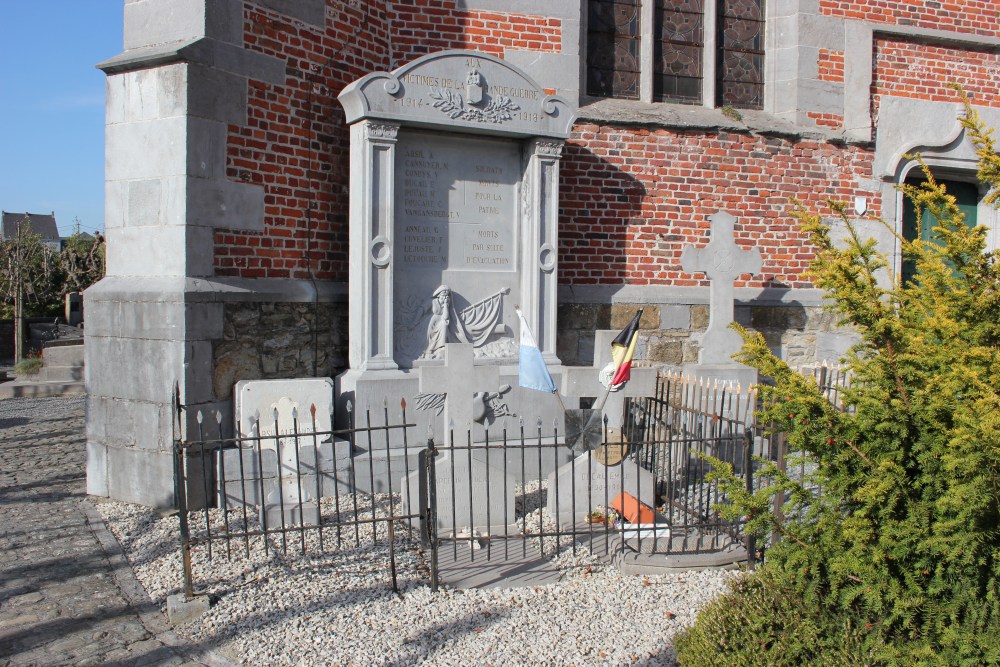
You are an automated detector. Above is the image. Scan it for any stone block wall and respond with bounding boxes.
[212,300,348,401]
[557,300,854,371]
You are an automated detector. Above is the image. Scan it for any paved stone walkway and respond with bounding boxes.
[0,396,235,667]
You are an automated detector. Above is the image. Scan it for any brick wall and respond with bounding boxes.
[217,0,560,281]
[874,38,1000,114]
[820,0,1000,39]
[216,1,993,290]
[558,126,877,288]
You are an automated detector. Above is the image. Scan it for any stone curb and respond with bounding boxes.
[82,499,240,667]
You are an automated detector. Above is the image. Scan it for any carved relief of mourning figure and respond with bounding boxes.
[420,284,510,360]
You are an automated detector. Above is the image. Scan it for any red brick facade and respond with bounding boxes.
[213,0,996,291]
[819,0,1000,38]
[559,127,875,288]
[874,38,1000,109]
[217,2,561,281]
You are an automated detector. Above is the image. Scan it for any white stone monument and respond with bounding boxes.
[546,451,658,529]
[219,378,351,528]
[681,212,762,386]
[402,343,515,537]
[335,50,578,485]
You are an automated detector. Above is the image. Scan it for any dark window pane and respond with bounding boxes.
[655,0,704,104]
[717,0,764,109]
[587,0,641,99]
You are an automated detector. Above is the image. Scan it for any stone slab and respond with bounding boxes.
[403,448,515,537]
[546,452,658,528]
[234,378,334,434]
[216,439,353,510]
[430,538,565,589]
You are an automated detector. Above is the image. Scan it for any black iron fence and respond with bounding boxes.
[171,368,850,597]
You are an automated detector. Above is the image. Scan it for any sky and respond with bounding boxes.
[0,2,123,237]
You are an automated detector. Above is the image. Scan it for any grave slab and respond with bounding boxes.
[546,452,658,529]
[231,378,337,528]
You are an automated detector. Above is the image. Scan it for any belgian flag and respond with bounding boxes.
[610,309,642,386]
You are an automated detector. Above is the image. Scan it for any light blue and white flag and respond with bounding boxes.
[517,308,557,393]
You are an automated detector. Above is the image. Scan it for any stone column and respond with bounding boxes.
[348,120,400,371]
[86,0,282,508]
[523,138,564,363]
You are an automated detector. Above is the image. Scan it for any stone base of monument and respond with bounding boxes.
[578,528,747,574]
[620,524,673,554]
[348,445,425,495]
[546,452,659,529]
[335,367,572,450]
[166,592,210,626]
[615,534,748,574]
[216,439,353,529]
[261,499,321,530]
[402,449,516,538]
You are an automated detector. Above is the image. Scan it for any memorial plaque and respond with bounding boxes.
[393,131,522,365]
[337,49,575,451]
[395,132,519,273]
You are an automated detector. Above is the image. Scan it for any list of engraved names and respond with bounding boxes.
[395,132,518,271]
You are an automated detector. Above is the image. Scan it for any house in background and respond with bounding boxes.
[1,211,61,251]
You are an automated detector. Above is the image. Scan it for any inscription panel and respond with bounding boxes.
[395,131,519,272]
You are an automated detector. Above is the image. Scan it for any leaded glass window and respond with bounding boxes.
[655,0,704,104]
[586,0,764,108]
[717,0,764,109]
[587,0,641,100]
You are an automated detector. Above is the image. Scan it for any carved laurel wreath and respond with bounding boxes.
[428,88,520,123]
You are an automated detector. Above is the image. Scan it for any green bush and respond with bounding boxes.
[677,94,1000,666]
[676,568,879,666]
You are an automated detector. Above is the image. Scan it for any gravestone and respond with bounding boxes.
[402,343,515,537]
[681,212,762,385]
[335,50,578,486]
[219,378,351,528]
[418,343,500,437]
[546,451,658,528]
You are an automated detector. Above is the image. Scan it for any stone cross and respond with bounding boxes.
[681,212,762,365]
[418,343,500,443]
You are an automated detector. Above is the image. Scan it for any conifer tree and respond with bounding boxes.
[676,93,1000,665]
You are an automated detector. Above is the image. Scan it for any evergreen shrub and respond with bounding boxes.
[676,95,1000,666]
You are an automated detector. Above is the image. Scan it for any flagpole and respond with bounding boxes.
[552,389,567,413]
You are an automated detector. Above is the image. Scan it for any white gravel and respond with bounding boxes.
[98,492,739,667]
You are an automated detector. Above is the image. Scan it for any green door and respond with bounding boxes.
[901,177,979,284]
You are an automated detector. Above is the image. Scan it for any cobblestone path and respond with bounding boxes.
[0,397,233,667]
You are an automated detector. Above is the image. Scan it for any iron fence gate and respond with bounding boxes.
[169,371,838,597]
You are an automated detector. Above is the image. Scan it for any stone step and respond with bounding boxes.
[0,379,85,399]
